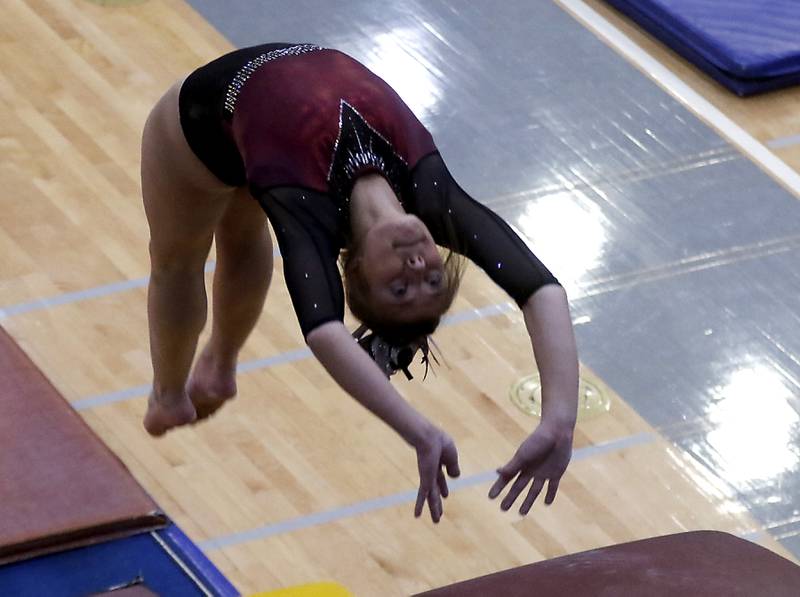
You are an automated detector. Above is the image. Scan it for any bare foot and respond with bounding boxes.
[144,393,197,437]
[186,347,238,421]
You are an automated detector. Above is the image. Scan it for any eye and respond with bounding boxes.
[390,281,407,297]
[426,270,444,288]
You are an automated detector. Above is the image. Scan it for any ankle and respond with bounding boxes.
[150,386,189,404]
[201,340,238,370]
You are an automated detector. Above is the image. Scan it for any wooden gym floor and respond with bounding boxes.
[1,0,798,595]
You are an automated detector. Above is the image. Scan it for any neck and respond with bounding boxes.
[350,174,404,240]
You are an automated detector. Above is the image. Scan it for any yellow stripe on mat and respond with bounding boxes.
[251,581,354,597]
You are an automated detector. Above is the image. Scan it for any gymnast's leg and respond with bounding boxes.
[187,188,273,419]
[141,80,238,436]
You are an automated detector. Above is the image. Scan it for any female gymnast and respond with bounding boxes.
[141,43,579,521]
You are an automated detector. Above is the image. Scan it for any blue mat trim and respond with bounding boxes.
[603,0,800,95]
[159,525,239,597]
[0,525,239,597]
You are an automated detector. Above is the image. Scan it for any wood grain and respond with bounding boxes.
[1,0,797,594]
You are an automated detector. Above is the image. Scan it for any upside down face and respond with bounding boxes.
[356,214,449,323]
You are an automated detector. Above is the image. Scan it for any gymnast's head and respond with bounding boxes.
[342,174,463,349]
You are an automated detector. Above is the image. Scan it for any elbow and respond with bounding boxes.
[523,282,566,310]
[305,320,347,353]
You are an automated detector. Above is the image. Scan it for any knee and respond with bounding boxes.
[215,217,273,267]
[149,237,212,276]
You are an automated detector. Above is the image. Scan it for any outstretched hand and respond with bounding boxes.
[489,421,573,515]
[414,427,461,523]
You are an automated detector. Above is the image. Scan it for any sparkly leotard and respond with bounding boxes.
[178,43,559,337]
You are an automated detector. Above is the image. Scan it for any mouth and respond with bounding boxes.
[388,216,428,249]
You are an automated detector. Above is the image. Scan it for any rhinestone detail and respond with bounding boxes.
[224,44,323,115]
[327,99,409,204]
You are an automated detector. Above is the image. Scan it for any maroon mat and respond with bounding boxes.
[0,326,166,564]
[415,531,800,597]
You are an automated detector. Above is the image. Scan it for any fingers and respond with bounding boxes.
[414,485,427,518]
[488,451,564,514]
[437,469,449,499]
[416,474,446,522]
[488,467,514,500]
[441,440,461,478]
[427,484,443,523]
[488,453,522,499]
[494,454,521,480]
[519,477,546,515]
[415,482,443,522]
[427,445,451,520]
[416,472,443,522]
[488,474,509,500]
[417,434,457,521]
[500,473,533,511]
[544,478,560,505]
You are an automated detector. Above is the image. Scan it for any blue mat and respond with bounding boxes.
[603,0,800,95]
[0,524,239,597]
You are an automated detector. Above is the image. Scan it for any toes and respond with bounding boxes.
[143,399,197,436]
[144,420,167,437]
[192,395,234,422]
[193,401,224,421]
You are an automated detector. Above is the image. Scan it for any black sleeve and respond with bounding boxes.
[252,187,346,338]
[405,153,559,305]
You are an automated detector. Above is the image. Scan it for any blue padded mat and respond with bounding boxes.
[603,0,800,95]
[0,524,239,597]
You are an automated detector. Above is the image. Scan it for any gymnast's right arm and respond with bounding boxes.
[306,322,434,447]
[307,321,460,523]
[259,187,460,522]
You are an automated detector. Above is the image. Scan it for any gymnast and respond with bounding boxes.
[140,43,579,521]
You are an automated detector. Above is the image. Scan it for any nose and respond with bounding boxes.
[405,254,426,271]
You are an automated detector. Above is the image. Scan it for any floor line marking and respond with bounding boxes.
[767,134,800,150]
[0,262,215,320]
[0,246,277,320]
[557,0,800,200]
[73,231,799,411]
[199,432,656,551]
[71,303,518,410]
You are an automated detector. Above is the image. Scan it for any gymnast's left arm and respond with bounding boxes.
[488,283,579,515]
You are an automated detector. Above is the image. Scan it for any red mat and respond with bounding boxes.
[0,326,166,564]
[415,531,800,596]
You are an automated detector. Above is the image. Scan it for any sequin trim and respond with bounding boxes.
[224,44,323,116]
[327,99,409,202]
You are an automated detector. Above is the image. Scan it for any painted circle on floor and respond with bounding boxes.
[510,372,611,420]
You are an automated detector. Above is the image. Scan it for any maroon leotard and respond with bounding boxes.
[178,43,559,338]
[231,48,437,199]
